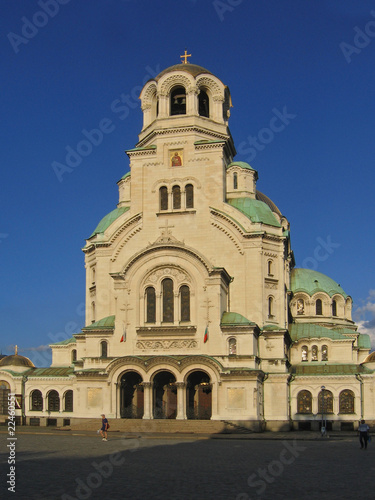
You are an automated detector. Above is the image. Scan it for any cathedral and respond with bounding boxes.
[1,56,374,431]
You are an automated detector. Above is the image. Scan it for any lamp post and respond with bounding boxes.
[321,385,326,436]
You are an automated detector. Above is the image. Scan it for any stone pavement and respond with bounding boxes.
[0,428,373,499]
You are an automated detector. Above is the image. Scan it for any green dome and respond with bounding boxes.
[227,198,281,228]
[227,161,255,171]
[290,269,348,298]
[89,207,130,238]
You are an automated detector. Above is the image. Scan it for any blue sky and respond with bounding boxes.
[1,0,375,365]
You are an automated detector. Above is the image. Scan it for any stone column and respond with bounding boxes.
[157,92,168,118]
[142,382,153,419]
[210,382,219,420]
[176,382,186,420]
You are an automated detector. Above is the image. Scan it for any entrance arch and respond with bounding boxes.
[152,371,177,419]
[186,371,212,420]
[120,371,144,419]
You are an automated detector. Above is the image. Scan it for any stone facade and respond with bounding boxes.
[0,62,373,431]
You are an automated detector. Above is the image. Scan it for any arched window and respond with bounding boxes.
[146,287,156,323]
[172,185,181,209]
[311,345,318,361]
[297,390,312,413]
[339,390,355,414]
[268,297,274,318]
[198,90,209,117]
[64,390,73,412]
[297,299,304,315]
[100,341,108,358]
[160,186,168,211]
[71,349,77,363]
[171,86,186,115]
[316,299,322,315]
[318,389,333,414]
[31,390,43,411]
[48,390,60,412]
[180,285,190,322]
[301,345,308,362]
[92,267,96,284]
[185,184,194,208]
[162,278,174,323]
[229,338,237,355]
[267,260,273,276]
[322,345,328,361]
[233,172,238,190]
[0,381,10,415]
[332,299,337,317]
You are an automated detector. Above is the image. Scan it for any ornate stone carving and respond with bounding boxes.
[196,76,222,96]
[144,266,191,286]
[159,74,192,95]
[265,282,278,290]
[136,340,198,350]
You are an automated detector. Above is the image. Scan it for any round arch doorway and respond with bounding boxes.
[153,371,177,419]
[186,370,212,420]
[119,371,144,419]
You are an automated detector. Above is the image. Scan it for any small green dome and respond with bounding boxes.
[227,161,255,171]
[227,197,281,228]
[290,269,348,298]
[89,207,130,238]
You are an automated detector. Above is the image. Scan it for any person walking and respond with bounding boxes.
[100,414,109,441]
[358,419,370,449]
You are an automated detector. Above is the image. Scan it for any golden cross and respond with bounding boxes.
[180,49,191,64]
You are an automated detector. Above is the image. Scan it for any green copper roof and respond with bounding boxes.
[126,145,156,153]
[227,198,281,228]
[221,311,256,326]
[291,363,373,376]
[89,207,130,238]
[51,337,77,346]
[289,323,349,341]
[358,334,371,349]
[82,315,115,331]
[120,171,131,180]
[27,367,74,377]
[290,269,348,298]
[227,161,255,171]
[262,325,284,331]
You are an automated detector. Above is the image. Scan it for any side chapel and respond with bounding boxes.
[1,55,374,431]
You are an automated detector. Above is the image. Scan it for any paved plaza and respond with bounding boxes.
[0,429,374,500]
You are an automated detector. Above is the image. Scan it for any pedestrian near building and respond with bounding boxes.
[358,419,370,449]
[100,413,109,441]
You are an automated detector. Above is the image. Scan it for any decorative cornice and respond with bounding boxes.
[137,126,230,148]
[127,149,157,158]
[136,325,196,336]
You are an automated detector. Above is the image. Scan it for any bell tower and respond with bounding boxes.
[119,55,236,214]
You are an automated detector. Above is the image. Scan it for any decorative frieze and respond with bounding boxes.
[136,340,198,350]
